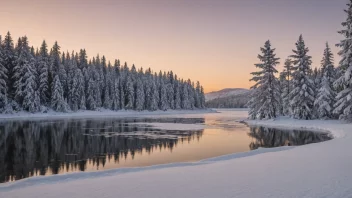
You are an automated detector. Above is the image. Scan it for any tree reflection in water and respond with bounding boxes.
[0,118,204,183]
[248,126,332,150]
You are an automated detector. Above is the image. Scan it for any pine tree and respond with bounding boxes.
[289,35,315,120]
[200,86,206,108]
[49,41,61,101]
[0,36,8,111]
[112,78,120,110]
[135,78,145,111]
[76,68,86,110]
[333,1,352,120]
[86,78,97,110]
[174,78,181,109]
[14,36,34,106]
[100,56,107,107]
[280,59,293,115]
[158,72,168,110]
[51,74,67,112]
[50,41,61,75]
[38,40,49,105]
[119,77,125,110]
[78,49,88,70]
[125,74,134,109]
[315,43,336,119]
[103,67,112,109]
[143,68,152,110]
[247,40,281,120]
[181,80,189,109]
[59,62,68,101]
[195,81,202,108]
[2,32,16,100]
[68,56,83,111]
[188,80,196,109]
[150,79,159,111]
[167,72,175,109]
[22,66,39,113]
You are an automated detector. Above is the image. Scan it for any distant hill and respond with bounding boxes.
[205,88,251,108]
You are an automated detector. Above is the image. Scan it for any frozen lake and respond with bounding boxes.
[0,109,331,183]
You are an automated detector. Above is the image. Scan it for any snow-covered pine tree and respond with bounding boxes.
[119,76,125,110]
[333,1,352,120]
[86,77,97,110]
[87,58,101,108]
[68,55,82,111]
[61,52,70,99]
[76,68,86,110]
[25,50,41,113]
[280,58,293,115]
[188,80,196,109]
[312,68,321,114]
[200,86,206,108]
[22,60,40,113]
[167,71,175,109]
[135,78,145,111]
[14,36,32,106]
[174,76,181,109]
[108,62,115,109]
[195,81,201,108]
[49,41,67,105]
[2,32,16,101]
[158,72,168,110]
[247,40,281,120]
[103,81,111,109]
[150,78,159,111]
[114,59,120,77]
[313,67,321,88]
[0,36,8,111]
[124,73,134,109]
[38,40,49,105]
[119,65,126,110]
[100,56,107,108]
[111,60,121,110]
[315,42,336,119]
[50,41,61,76]
[103,62,112,109]
[143,68,152,110]
[288,35,315,120]
[59,62,68,101]
[112,77,120,110]
[51,74,67,112]
[181,80,189,109]
[78,49,88,70]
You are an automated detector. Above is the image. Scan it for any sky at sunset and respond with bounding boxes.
[0,0,348,92]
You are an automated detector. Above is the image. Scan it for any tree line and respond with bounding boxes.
[248,0,352,120]
[0,33,206,113]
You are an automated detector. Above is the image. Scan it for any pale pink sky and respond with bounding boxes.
[0,0,346,92]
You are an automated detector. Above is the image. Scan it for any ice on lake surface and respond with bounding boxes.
[0,109,332,183]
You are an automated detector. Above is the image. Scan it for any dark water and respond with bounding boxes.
[0,111,332,183]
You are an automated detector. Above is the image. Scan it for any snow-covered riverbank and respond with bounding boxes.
[1,116,352,198]
[0,109,216,120]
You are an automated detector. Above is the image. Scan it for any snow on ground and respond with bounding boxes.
[0,109,216,121]
[1,116,352,198]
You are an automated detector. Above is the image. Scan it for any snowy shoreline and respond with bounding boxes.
[2,116,352,197]
[0,108,217,121]
[244,116,346,138]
